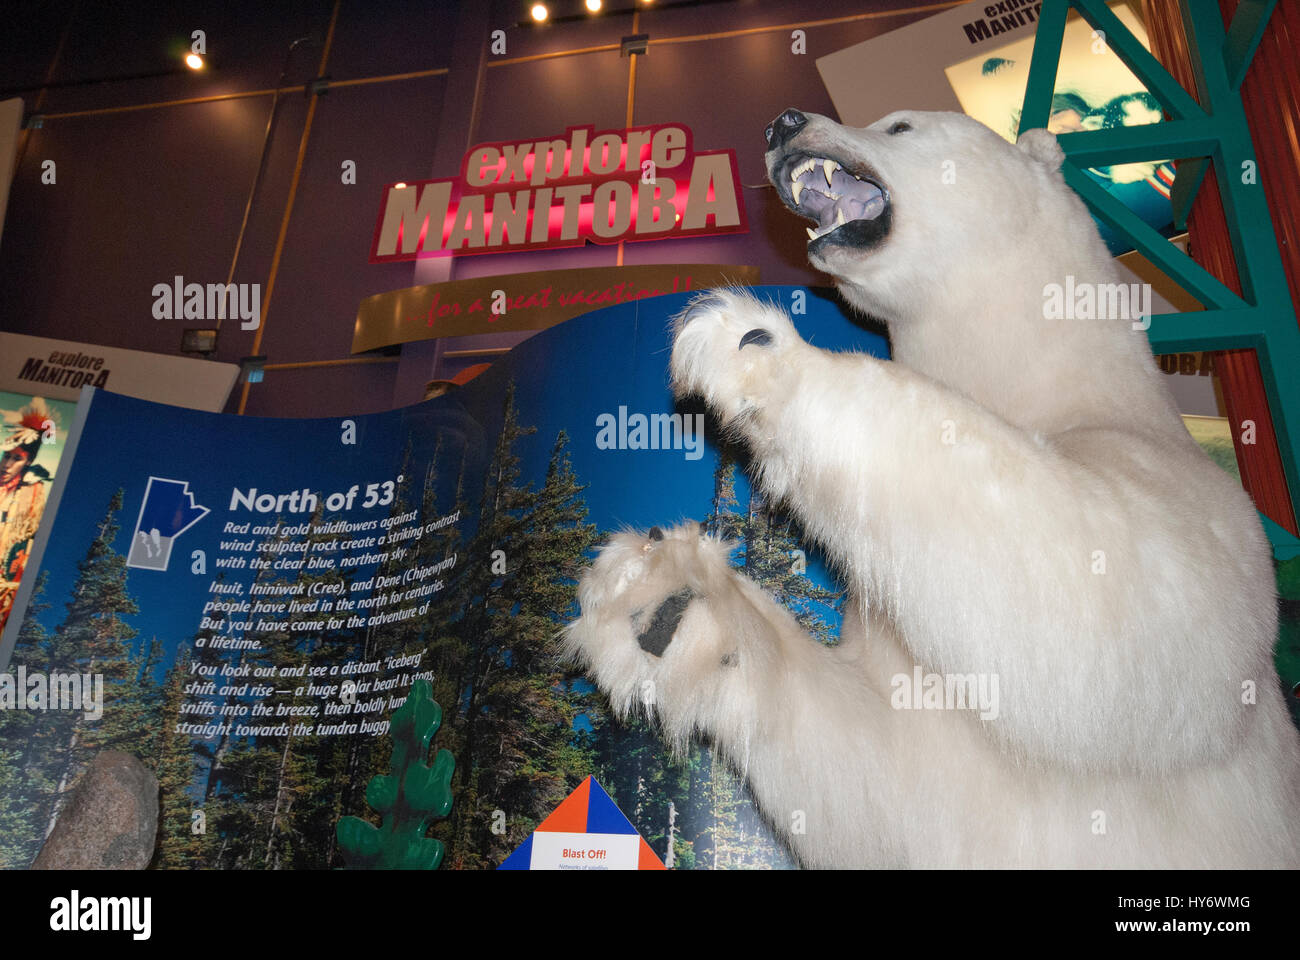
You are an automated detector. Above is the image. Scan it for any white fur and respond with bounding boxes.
[564,111,1300,868]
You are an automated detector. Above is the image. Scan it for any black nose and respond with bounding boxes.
[765,109,807,150]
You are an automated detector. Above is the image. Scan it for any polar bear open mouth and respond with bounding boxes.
[776,153,891,251]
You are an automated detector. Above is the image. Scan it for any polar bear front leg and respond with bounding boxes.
[667,287,1255,773]
[669,287,1068,614]
[670,288,918,520]
[566,520,906,867]
[563,522,788,754]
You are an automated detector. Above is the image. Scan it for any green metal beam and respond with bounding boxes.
[1018,0,1068,136]
[1182,1,1300,551]
[1144,309,1264,352]
[1055,120,1218,166]
[1020,0,1300,558]
[1072,0,1207,120]
[1223,0,1275,90]
[1061,164,1247,311]
[1169,155,1209,230]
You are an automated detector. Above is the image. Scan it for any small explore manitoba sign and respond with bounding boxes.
[369,122,747,261]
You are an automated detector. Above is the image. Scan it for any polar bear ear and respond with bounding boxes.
[1016,127,1064,171]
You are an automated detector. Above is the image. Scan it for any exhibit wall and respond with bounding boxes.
[0,0,957,419]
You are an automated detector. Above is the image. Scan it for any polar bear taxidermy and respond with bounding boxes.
[563,109,1300,868]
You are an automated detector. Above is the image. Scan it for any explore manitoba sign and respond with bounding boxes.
[369,122,747,261]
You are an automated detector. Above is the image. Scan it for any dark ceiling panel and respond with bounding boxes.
[0,95,307,358]
[258,77,446,364]
[33,0,332,115]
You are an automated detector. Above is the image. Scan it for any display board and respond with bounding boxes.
[0,332,239,413]
[0,286,884,870]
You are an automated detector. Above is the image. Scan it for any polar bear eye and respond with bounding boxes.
[887,121,912,134]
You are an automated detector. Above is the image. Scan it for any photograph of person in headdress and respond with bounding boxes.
[0,395,68,633]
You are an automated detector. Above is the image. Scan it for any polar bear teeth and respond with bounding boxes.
[789,156,884,239]
[805,212,846,240]
[791,157,845,206]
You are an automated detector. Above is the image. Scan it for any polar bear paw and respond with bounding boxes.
[563,522,753,746]
[669,288,805,425]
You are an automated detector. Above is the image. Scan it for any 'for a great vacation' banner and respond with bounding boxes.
[0,286,887,870]
[351,264,759,353]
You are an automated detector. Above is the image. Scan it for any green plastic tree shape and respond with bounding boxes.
[336,679,455,869]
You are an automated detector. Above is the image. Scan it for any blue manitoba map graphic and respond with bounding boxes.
[125,476,210,572]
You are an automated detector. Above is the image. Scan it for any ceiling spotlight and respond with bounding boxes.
[586,0,602,11]
[185,52,204,70]
[394,182,407,189]
[531,4,548,21]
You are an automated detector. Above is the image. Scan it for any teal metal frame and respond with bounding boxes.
[1017,0,1300,559]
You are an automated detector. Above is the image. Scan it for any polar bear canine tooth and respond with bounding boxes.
[824,159,838,186]
[738,328,773,349]
[792,178,804,205]
[807,220,844,241]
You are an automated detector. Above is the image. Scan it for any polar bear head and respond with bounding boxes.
[764,108,1099,322]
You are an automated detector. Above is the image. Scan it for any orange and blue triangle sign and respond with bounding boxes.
[498,776,666,870]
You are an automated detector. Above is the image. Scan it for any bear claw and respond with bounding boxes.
[739,328,772,349]
[679,294,727,327]
[636,588,695,657]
